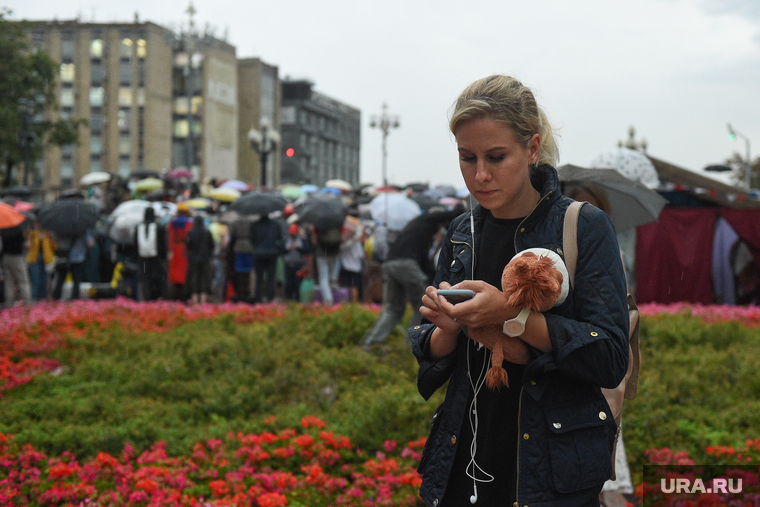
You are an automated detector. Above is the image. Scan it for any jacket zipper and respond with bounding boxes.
[513,191,553,252]
[514,387,524,507]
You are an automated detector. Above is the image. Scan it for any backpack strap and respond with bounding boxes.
[562,201,585,286]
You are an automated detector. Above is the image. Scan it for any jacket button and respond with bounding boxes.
[523,433,529,440]
[599,411,607,420]
[450,260,456,267]
[520,227,525,232]
[553,422,561,429]
[530,380,536,385]
[413,326,421,330]
[433,500,439,506]
[451,435,457,444]
[590,331,598,336]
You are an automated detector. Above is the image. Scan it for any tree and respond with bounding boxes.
[0,8,84,188]
[724,152,760,190]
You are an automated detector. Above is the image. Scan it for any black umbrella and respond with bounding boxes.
[230,192,288,216]
[557,164,669,232]
[296,193,348,229]
[409,192,441,211]
[38,200,100,236]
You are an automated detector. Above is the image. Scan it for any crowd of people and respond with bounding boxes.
[0,177,467,313]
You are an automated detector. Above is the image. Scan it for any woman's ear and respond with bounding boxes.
[529,133,541,164]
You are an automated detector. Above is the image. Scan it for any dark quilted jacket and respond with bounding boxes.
[411,164,630,507]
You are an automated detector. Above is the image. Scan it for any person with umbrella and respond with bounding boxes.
[185,213,215,304]
[26,220,57,301]
[167,203,194,300]
[250,213,285,303]
[51,228,94,301]
[135,206,167,301]
[361,205,463,348]
[412,75,629,507]
[0,212,32,307]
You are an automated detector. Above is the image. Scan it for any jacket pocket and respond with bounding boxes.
[543,396,615,493]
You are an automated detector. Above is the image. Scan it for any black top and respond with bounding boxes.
[387,209,461,278]
[442,211,526,507]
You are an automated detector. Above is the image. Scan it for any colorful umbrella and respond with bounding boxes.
[324,179,352,192]
[0,202,29,238]
[135,177,165,192]
[279,185,303,200]
[219,179,251,192]
[167,168,194,180]
[185,198,212,210]
[209,187,241,202]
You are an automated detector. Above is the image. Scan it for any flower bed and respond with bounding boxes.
[0,416,424,506]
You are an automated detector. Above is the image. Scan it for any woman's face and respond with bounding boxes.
[455,118,540,219]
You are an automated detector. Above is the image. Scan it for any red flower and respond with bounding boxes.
[209,479,230,497]
[301,415,326,429]
[257,491,288,507]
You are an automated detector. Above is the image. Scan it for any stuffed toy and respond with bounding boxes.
[467,248,569,390]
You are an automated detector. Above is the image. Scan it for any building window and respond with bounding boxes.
[90,61,103,85]
[60,63,75,83]
[90,34,103,58]
[118,87,132,107]
[173,120,189,138]
[60,161,74,187]
[118,158,131,179]
[89,157,102,173]
[136,88,145,107]
[89,109,103,133]
[136,38,147,59]
[89,135,102,155]
[118,109,131,132]
[61,32,74,62]
[119,60,132,85]
[60,107,73,120]
[118,134,131,156]
[60,89,75,108]
[120,37,133,59]
[31,30,45,50]
[90,87,105,107]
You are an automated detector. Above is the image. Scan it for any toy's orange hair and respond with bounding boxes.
[501,253,563,312]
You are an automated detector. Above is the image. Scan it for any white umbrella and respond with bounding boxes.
[588,147,660,189]
[324,179,352,192]
[369,193,421,231]
[79,171,112,186]
[108,200,152,245]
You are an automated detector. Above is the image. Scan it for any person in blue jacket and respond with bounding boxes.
[411,75,630,507]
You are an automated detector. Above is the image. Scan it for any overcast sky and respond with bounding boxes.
[6,0,760,189]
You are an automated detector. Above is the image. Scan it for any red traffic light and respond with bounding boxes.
[286,148,295,157]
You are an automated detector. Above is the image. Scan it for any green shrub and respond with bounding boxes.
[0,304,443,460]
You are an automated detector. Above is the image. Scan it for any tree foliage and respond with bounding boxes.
[724,152,760,190]
[0,8,84,187]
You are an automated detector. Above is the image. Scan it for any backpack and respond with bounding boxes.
[563,200,641,481]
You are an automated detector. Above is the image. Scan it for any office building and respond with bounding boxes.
[280,80,360,187]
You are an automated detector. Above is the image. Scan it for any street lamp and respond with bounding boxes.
[248,116,280,188]
[728,123,752,190]
[369,103,400,188]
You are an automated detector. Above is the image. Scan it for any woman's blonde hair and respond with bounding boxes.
[449,75,559,167]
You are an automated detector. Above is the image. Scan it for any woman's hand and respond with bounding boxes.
[420,281,462,335]
[440,280,515,328]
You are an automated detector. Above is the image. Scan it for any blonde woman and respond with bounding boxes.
[412,75,629,507]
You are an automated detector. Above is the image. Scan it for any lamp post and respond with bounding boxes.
[728,123,752,190]
[184,2,197,176]
[369,103,400,188]
[248,116,280,188]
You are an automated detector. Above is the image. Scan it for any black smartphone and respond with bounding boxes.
[437,289,475,304]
